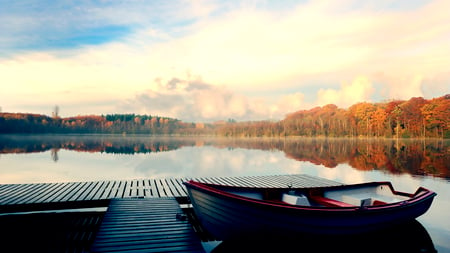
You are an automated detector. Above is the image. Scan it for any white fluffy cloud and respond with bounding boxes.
[317,76,375,108]
[122,76,277,122]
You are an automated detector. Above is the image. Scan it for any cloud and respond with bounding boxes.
[125,0,450,98]
[121,75,293,122]
[0,0,220,54]
[269,93,307,118]
[123,76,319,121]
[374,74,425,100]
[1,0,449,119]
[422,72,450,97]
[316,76,375,108]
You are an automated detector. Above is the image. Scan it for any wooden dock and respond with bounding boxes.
[90,198,205,253]
[0,174,342,213]
[0,174,343,252]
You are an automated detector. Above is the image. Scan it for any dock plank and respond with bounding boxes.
[161,178,178,197]
[148,179,159,198]
[23,182,64,204]
[99,181,116,200]
[32,182,71,203]
[90,198,205,253]
[123,180,133,198]
[107,181,122,199]
[1,183,46,205]
[0,184,22,200]
[116,181,128,198]
[141,180,152,198]
[0,174,343,213]
[66,181,96,202]
[135,180,144,197]
[155,179,168,198]
[80,181,103,201]
[168,178,187,197]
[48,182,83,202]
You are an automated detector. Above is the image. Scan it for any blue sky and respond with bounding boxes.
[1,0,449,122]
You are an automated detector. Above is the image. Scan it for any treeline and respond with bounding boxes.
[0,94,449,138]
[0,113,207,135]
[216,94,450,138]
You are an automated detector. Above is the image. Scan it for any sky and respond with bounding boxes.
[0,0,449,122]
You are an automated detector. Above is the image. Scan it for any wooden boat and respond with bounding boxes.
[183,180,436,241]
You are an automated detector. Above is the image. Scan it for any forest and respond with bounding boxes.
[0,94,449,138]
[216,94,450,138]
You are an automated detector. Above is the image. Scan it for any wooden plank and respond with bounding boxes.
[0,183,10,192]
[0,184,24,202]
[135,180,144,198]
[154,179,168,198]
[48,182,84,202]
[219,176,241,186]
[252,175,283,187]
[291,174,342,187]
[199,177,219,184]
[147,179,159,198]
[260,175,286,187]
[20,183,62,204]
[8,183,55,205]
[79,181,103,201]
[98,181,116,200]
[1,183,47,205]
[135,179,145,198]
[126,179,139,198]
[162,179,179,197]
[232,176,258,187]
[66,181,97,202]
[141,180,152,198]
[160,179,175,197]
[90,198,205,253]
[116,180,128,198]
[60,181,91,202]
[245,175,272,187]
[204,176,224,185]
[168,178,187,196]
[1,183,46,204]
[122,180,132,198]
[262,174,294,187]
[88,181,107,200]
[32,182,71,203]
[107,181,123,199]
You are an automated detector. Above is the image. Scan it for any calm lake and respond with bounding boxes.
[0,134,449,252]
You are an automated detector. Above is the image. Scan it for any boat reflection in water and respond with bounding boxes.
[210,219,436,253]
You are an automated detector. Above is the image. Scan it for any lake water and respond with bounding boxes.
[0,134,449,252]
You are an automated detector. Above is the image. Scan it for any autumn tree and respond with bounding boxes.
[421,95,450,138]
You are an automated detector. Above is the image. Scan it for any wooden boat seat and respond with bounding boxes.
[342,195,373,206]
[282,193,311,206]
[309,195,354,207]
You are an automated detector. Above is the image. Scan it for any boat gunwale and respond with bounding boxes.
[184,180,437,212]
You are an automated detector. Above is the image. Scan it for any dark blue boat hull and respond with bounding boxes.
[184,181,436,240]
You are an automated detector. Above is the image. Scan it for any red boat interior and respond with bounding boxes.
[226,183,414,208]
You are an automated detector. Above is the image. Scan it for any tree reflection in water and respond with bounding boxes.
[0,135,448,179]
[51,148,59,162]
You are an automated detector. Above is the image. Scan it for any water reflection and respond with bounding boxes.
[210,220,436,253]
[51,148,59,162]
[0,135,448,179]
